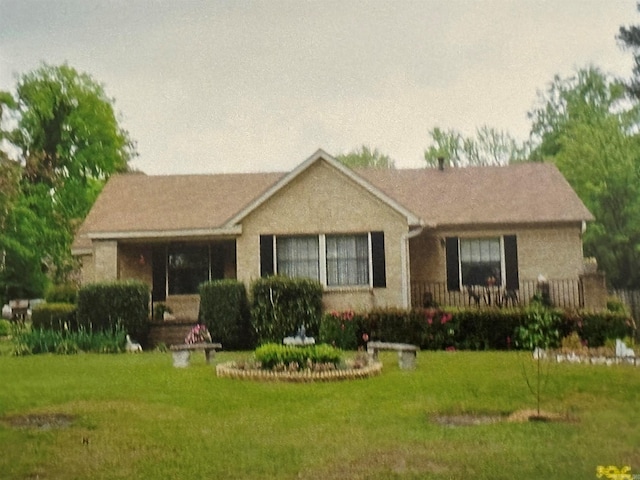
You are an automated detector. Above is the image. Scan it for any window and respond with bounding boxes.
[262,232,386,288]
[460,237,502,286]
[445,235,519,291]
[168,245,209,295]
[276,236,319,281]
[326,234,369,286]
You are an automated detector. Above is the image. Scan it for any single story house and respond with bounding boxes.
[72,149,594,318]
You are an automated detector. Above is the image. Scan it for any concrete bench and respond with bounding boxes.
[366,341,419,370]
[170,342,222,367]
[8,299,29,320]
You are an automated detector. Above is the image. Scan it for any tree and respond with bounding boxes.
[0,64,136,295]
[618,2,640,99]
[336,145,395,169]
[528,67,640,288]
[424,126,529,168]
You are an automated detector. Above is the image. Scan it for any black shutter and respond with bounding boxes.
[371,231,386,288]
[151,246,167,302]
[504,235,519,290]
[445,237,460,291]
[260,235,274,277]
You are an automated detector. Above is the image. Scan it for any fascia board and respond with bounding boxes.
[88,226,242,240]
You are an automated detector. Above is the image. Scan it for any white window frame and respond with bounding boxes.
[274,233,373,288]
[458,236,505,287]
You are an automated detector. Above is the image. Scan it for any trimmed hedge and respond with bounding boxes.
[254,343,342,369]
[31,303,77,331]
[199,280,252,349]
[44,283,78,304]
[76,281,150,343]
[320,307,636,351]
[250,276,323,344]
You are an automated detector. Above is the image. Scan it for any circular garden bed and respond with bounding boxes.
[215,342,382,382]
[215,359,382,382]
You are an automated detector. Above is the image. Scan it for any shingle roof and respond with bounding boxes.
[356,162,594,227]
[73,158,593,252]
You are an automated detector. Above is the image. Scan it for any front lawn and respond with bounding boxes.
[0,346,638,479]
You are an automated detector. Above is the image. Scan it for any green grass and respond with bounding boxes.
[0,344,639,479]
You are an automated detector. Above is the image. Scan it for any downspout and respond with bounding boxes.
[401,223,425,308]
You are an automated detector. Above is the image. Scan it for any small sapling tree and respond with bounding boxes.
[515,302,560,419]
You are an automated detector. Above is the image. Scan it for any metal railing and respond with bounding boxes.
[412,278,583,309]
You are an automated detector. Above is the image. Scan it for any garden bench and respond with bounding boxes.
[8,299,29,321]
[170,342,222,367]
[366,341,419,370]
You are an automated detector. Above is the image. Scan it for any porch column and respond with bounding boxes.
[93,240,119,282]
[580,271,607,310]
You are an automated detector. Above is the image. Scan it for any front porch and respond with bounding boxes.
[411,277,597,310]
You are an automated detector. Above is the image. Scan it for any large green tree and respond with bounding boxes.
[424,126,529,168]
[618,2,640,99]
[0,64,135,297]
[336,145,395,169]
[528,67,640,288]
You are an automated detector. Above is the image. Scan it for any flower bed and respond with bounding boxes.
[215,359,382,382]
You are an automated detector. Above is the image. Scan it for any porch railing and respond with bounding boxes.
[411,279,584,309]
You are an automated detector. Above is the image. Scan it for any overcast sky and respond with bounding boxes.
[0,1,638,174]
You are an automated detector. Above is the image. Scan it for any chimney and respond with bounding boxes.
[437,157,445,171]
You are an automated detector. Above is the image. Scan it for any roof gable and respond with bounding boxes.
[225,149,423,227]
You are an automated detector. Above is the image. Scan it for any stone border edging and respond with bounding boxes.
[215,361,383,382]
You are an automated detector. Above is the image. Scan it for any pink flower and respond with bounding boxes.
[427,317,433,325]
[342,310,355,321]
[362,333,369,342]
[446,346,456,352]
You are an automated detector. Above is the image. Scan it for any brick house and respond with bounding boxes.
[72,149,595,319]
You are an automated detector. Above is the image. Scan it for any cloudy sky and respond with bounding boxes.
[0,1,638,174]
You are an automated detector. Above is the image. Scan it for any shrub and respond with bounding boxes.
[254,343,342,370]
[575,310,635,347]
[199,280,252,349]
[606,296,629,315]
[44,283,78,304]
[250,276,323,344]
[31,303,77,331]
[319,310,362,350]
[319,306,636,351]
[11,322,126,355]
[0,319,11,337]
[76,281,150,344]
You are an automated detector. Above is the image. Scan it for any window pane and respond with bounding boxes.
[276,236,319,281]
[168,245,209,295]
[460,238,501,286]
[326,234,369,286]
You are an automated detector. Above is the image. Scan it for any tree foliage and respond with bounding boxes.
[0,64,135,299]
[528,67,640,288]
[336,145,395,169]
[618,2,640,99]
[424,126,529,168]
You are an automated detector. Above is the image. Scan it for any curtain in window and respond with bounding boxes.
[460,238,501,286]
[276,236,319,281]
[326,235,369,286]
